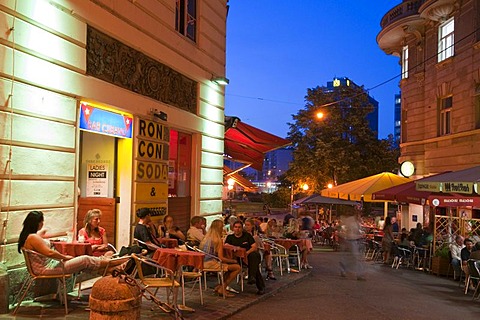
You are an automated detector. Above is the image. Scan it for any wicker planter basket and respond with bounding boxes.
[430,256,453,276]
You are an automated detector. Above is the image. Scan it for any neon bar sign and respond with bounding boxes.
[79,102,133,138]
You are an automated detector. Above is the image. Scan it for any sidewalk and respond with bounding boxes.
[2,260,312,319]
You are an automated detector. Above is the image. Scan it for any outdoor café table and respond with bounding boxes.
[52,241,93,256]
[159,238,178,248]
[223,243,248,264]
[152,247,204,312]
[274,239,304,251]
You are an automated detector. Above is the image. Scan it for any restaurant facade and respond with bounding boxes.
[0,0,229,275]
[377,0,480,177]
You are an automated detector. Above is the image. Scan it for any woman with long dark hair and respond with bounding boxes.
[18,211,128,275]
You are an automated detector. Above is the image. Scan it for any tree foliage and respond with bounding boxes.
[286,84,399,192]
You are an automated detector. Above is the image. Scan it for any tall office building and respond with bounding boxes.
[325,77,379,138]
[394,93,401,148]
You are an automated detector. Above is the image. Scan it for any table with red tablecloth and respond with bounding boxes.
[159,238,178,248]
[274,239,304,251]
[223,244,248,264]
[52,241,93,256]
[152,248,204,271]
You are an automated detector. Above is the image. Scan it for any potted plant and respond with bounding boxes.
[431,244,453,276]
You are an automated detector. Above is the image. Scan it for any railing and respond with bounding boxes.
[380,0,426,29]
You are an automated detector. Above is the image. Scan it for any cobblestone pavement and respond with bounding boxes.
[1,250,314,319]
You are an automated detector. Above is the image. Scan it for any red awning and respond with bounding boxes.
[428,194,480,207]
[372,171,480,207]
[223,165,257,191]
[224,117,291,170]
[372,181,429,205]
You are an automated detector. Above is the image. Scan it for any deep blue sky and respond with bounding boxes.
[225,0,401,140]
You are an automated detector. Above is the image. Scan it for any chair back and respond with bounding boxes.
[134,238,160,251]
[467,259,480,279]
[22,249,38,277]
[131,253,174,280]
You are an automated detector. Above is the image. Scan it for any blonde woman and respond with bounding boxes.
[78,209,113,257]
[199,219,240,297]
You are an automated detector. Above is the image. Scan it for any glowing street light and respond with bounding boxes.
[302,183,309,191]
[327,183,333,189]
[316,111,324,119]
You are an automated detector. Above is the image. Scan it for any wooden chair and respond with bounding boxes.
[131,253,180,305]
[14,249,73,315]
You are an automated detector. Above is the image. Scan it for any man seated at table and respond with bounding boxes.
[449,235,464,280]
[186,216,206,247]
[225,221,266,295]
[461,238,475,282]
[134,208,163,252]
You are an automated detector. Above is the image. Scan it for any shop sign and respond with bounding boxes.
[416,182,441,192]
[86,163,108,197]
[136,140,169,161]
[136,161,168,181]
[79,102,132,138]
[429,195,480,207]
[443,182,473,194]
[135,182,168,202]
[137,118,169,143]
[133,204,167,218]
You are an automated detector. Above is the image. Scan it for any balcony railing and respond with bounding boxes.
[380,0,425,29]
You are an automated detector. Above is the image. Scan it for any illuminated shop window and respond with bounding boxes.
[168,129,192,197]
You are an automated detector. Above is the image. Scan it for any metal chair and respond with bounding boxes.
[14,249,73,315]
[264,239,290,276]
[464,259,480,298]
[187,245,226,299]
[131,253,180,305]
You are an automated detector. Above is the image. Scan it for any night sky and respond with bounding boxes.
[226,0,401,140]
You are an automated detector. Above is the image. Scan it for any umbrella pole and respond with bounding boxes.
[384,201,388,219]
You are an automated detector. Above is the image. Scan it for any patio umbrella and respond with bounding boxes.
[321,172,411,218]
[321,172,411,202]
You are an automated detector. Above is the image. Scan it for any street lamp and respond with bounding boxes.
[290,183,309,214]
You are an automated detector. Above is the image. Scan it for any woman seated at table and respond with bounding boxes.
[199,219,241,297]
[18,211,129,275]
[244,218,276,280]
[159,215,186,244]
[78,209,113,257]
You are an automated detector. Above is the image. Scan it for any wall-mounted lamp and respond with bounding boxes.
[149,108,168,121]
[212,76,230,86]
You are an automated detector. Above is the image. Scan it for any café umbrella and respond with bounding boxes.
[321,172,411,217]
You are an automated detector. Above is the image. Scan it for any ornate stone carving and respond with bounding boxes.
[86,26,197,114]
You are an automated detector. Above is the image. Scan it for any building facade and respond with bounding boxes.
[0,0,228,272]
[394,93,401,147]
[377,0,480,177]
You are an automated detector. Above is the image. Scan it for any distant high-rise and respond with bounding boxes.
[394,93,401,147]
[325,77,379,138]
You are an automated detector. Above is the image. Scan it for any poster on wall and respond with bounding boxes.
[86,163,109,197]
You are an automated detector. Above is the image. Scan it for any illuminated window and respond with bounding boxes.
[401,45,409,79]
[439,96,452,135]
[438,18,454,62]
[175,0,196,42]
[168,129,192,197]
